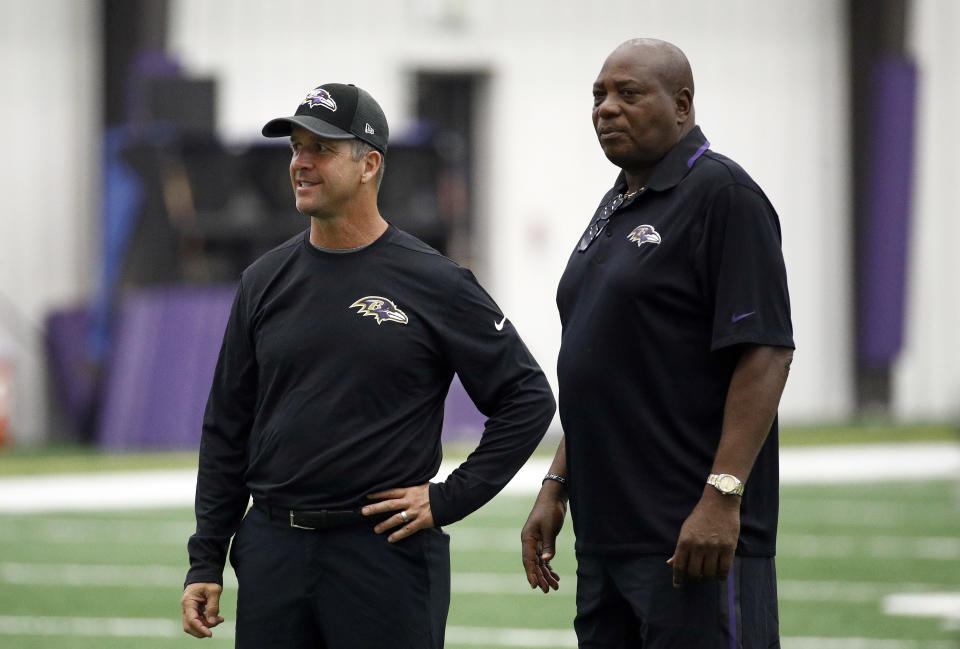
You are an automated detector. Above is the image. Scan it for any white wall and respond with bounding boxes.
[168,0,853,424]
[5,0,955,441]
[896,0,960,420]
[0,1,99,443]
[4,0,955,442]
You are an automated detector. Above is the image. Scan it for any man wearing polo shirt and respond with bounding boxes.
[521,39,795,647]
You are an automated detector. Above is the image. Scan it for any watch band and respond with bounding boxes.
[543,473,568,486]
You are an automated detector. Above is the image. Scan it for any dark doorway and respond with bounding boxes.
[409,71,487,265]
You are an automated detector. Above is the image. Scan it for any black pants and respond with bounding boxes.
[229,505,450,649]
[574,553,780,649]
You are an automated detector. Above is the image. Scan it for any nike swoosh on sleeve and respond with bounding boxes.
[494,316,507,331]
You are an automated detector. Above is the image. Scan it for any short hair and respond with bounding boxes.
[350,139,385,189]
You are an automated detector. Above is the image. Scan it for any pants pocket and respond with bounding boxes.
[228,509,251,571]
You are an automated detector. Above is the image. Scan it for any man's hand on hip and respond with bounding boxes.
[363,483,434,542]
[520,480,567,593]
[667,486,741,588]
[181,582,224,638]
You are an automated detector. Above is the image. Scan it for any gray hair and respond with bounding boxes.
[350,139,385,189]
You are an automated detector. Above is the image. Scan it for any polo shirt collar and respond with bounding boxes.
[612,125,710,194]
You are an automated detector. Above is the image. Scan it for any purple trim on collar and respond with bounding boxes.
[687,139,710,168]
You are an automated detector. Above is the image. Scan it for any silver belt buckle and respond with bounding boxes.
[289,510,316,530]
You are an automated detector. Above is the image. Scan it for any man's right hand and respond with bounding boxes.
[181,582,225,638]
[520,480,567,593]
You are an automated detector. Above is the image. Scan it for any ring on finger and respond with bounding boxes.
[399,510,409,523]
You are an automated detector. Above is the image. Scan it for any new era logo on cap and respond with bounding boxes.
[261,83,389,154]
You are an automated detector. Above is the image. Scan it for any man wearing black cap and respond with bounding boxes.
[180,83,556,648]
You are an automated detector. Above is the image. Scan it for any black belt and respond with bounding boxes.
[256,501,377,531]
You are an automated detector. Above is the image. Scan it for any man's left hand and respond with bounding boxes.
[667,486,740,587]
[363,483,434,542]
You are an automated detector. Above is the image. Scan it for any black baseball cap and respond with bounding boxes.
[262,83,389,154]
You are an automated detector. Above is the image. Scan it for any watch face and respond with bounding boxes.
[718,475,738,492]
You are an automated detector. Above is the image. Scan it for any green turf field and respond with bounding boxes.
[0,430,958,648]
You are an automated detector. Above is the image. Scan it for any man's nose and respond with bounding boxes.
[595,96,621,118]
[291,150,313,169]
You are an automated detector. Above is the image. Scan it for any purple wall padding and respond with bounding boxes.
[96,284,485,448]
[96,285,235,448]
[443,374,486,440]
[858,57,917,367]
[45,305,97,436]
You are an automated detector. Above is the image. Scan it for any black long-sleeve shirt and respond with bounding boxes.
[186,225,555,585]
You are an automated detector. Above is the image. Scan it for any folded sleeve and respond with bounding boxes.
[701,183,795,352]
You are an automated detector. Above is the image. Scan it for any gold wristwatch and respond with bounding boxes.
[707,473,744,496]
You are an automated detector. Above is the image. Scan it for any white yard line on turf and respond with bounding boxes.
[446,625,577,647]
[0,616,955,649]
[884,592,960,622]
[1,442,957,514]
[0,615,231,639]
[782,638,957,649]
[0,469,199,513]
[0,517,190,543]
[3,561,958,607]
[778,442,960,483]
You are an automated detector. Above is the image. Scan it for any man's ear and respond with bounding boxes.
[361,150,382,184]
[675,87,693,124]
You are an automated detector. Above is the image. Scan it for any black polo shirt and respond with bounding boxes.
[557,126,794,557]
